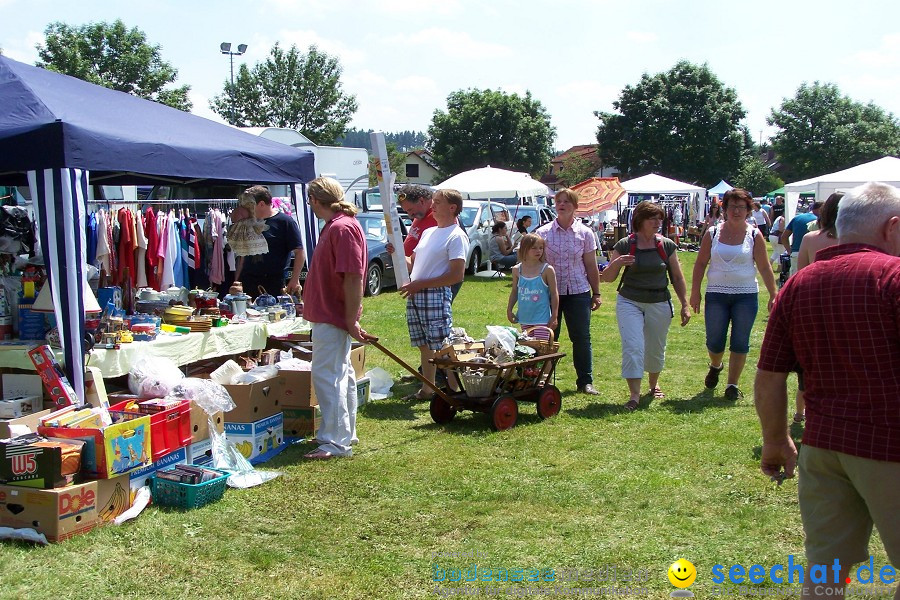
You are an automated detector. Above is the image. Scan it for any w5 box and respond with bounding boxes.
[0,481,99,542]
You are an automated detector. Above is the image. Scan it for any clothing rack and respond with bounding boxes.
[86,198,237,205]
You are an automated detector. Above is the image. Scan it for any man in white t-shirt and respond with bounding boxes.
[398,189,470,400]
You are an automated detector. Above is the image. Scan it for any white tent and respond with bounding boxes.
[621,173,706,195]
[435,166,549,202]
[783,156,900,222]
[622,173,707,221]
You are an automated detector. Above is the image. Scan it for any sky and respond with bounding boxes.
[2,0,900,153]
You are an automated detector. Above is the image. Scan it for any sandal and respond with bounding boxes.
[624,399,639,412]
[401,391,434,401]
[792,413,805,424]
[649,387,665,399]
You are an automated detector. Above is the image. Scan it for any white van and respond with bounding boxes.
[241,127,369,197]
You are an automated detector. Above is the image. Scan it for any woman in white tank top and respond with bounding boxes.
[690,189,777,400]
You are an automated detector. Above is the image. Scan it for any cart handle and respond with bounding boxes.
[367,339,454,403]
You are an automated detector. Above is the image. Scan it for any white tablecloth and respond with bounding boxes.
[0,318,310,378]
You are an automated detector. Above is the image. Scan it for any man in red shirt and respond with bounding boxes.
[756,181,900,599]
[302,177,374,460]
[399,185,438,257]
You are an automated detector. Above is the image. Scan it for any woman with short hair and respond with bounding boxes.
[690,188,777,400]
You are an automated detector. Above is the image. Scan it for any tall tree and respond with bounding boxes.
[36,20,191,111]
[595,61,745,187]
[211,43,357,145]
[557,154,599,187]
[733,155,784,197]
[768,82,900,181]
[427,89,556,178]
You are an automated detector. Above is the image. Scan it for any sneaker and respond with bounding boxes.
[724,385,743,401]
[704,364,724,388]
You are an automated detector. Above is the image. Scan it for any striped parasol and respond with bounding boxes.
[571,177,626,216]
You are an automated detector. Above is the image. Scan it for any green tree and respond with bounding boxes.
[427,89,556,178]
[768,81,900,181]
[368,142,408,187]
[557,153,599,187]
[733,155,784,197]
[595,61,745,187]
[36,20,191,111]
[211,43,357,145]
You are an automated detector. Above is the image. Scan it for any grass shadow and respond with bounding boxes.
[566,401,634,420]
[358,391,420,421]
[657,389,740,414]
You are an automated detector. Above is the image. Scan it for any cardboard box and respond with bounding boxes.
[0,481,99,542]
[2,373,43,400]
[281,343,366,379]
[356,376,371,407]
[94,475,132,524]
[0,434,84,489]
[222,376,282,423]
[186,438,213,466]
[189,402,224,443]
[128,446,188,497]
[224,413,283,462]
[27,345,78,408]
[279,370,316,407]
[0,409,52,439]
[0,395,41,419]
[39,416,152,479]
[278,345,367,407]
[283,406,321,439]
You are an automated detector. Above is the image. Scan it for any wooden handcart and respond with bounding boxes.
[370,332,565,431]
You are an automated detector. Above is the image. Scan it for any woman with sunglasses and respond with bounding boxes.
[690,188,777,400]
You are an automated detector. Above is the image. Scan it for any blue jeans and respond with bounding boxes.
[554,292,593,387]
[704,292,758,354]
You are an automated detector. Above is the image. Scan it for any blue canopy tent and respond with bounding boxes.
[0,56,316,402]
[707,180,733,197]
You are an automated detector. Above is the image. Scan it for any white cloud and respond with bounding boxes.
[626,31,658,44]
[847,33,900,68]
[2,30,43,64]
[385,27,513,60]
[371,0,462,16]
[278,29,366,66]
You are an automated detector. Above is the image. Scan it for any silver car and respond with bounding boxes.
[459,200,511,273]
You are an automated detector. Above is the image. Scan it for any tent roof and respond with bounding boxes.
[570,177,625,216]
[707,180,733,195]
[0,56,316,186]
[784,156,900,192]
[435,166,549,199]
[621,173,705,194]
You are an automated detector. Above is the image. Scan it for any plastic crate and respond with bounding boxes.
[149,467,229,509]
[109,399,192,462]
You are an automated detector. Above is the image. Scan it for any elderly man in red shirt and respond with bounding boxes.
[302,177,374,460]
[755,181,900,600]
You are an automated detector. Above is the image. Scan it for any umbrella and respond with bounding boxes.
[435,166,549,199]
[570,177,626,216]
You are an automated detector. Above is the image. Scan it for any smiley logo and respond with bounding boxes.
[668,559,697,588]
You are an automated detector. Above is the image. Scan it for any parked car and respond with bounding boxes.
[458,200,510,274]
[355,211,408,296]
[503,205,556,232]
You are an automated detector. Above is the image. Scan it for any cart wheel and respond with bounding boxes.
[490,395,518,431]
[430,396,456,424]
[536,385,562,420]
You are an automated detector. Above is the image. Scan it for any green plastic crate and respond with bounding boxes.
[150,467,229,509]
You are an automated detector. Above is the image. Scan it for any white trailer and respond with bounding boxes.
[241,127,369,197]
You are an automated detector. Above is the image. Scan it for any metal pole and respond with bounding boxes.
[229,52,235,124]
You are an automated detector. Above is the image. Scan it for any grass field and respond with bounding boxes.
[0,249,892,600]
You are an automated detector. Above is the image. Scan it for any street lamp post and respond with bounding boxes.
[220,42,248,124]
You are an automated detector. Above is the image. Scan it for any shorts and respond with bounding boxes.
[407,287,453,350]
[799,445,900,567]
[704,292,758,354]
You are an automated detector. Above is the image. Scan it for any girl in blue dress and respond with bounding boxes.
[506,233,559,330]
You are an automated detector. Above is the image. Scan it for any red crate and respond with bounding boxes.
[109,399,192,462]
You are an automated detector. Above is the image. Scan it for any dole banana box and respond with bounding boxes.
[94,475,132,524]
[0,481,99,542]
[283,406,321,439]
[225,413,283,462]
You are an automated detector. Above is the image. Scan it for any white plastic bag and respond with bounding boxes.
[169,377,235,415]
[366,367,393,400]
[485,325,518,362]
[209,427,280,488]
[232,365,279,384]
[128,357,184,398]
